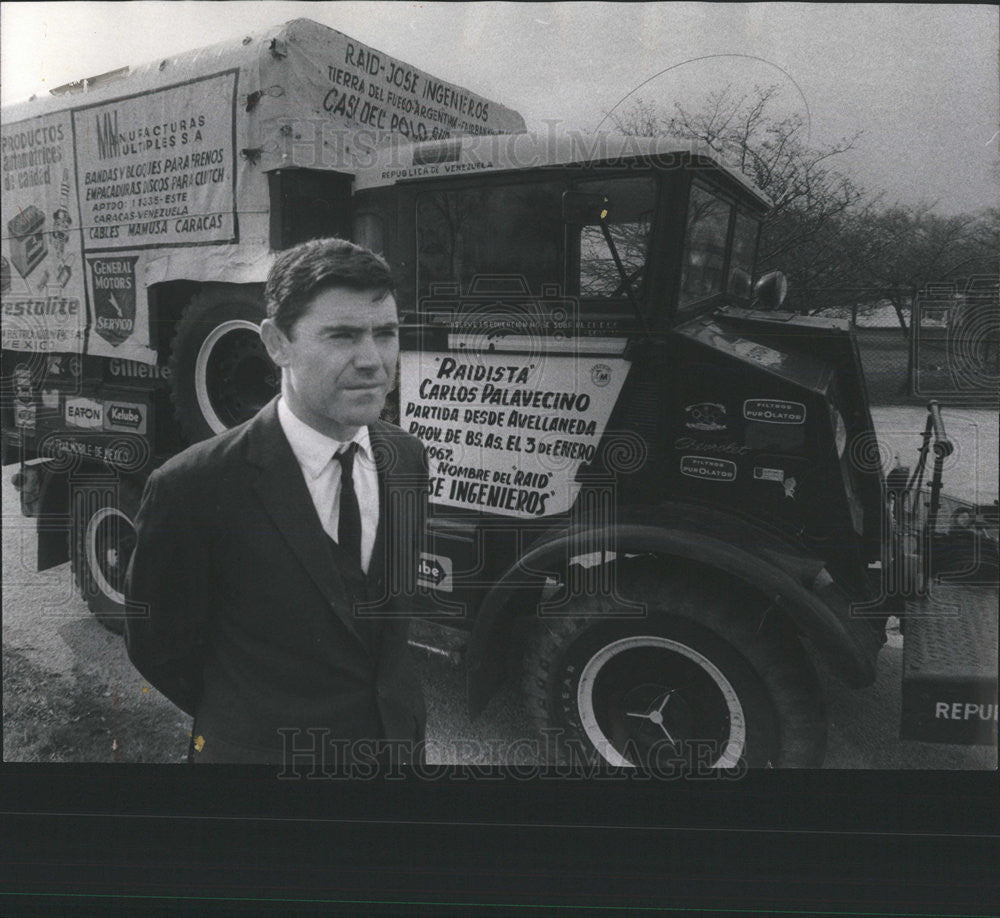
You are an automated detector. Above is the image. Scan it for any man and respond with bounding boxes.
[125,238,428,768]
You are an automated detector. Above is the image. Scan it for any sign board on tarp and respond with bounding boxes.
[71,70,239,252]
[1,111,87,354]
[259,19,526,171]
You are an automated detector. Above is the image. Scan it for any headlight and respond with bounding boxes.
[832,408,847,457]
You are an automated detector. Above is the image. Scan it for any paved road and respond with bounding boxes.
[4,467,995,769]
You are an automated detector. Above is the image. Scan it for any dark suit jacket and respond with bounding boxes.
[124,398,428,765]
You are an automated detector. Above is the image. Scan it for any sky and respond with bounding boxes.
[2,2,997,214]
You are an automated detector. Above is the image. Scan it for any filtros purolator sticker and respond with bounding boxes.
[680,455,737,481]
[743,399,807,424]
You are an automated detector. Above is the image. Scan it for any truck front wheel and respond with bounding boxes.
[169,288,277,443]
[70,479,142,635]
[522,567,826,769]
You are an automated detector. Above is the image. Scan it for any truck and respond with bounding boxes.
[3,18,996,767]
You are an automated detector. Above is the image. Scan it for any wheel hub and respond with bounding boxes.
[208,330,276,422]
[86,508,137,604]
[577,635,746,769]
[194,318,279,434]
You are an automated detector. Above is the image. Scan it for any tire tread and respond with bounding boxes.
[521,560,827,767]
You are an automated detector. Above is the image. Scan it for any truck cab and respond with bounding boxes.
[340,133,996,767]
[290,135,839,766]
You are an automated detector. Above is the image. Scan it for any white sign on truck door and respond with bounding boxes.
[400,350,631,518]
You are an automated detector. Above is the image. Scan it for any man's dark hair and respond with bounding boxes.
[264,237,396,336]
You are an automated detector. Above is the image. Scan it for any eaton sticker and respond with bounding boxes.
[754,466,785,482]
[103,401,147,434]
[418,552,453,592]
[65,397,104,428]
[680,455,737,481]
[743,399,807,424]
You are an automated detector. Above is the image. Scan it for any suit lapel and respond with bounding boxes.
[246,400,370,652]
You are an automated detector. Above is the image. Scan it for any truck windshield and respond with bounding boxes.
[728,210,760,300]
[416,180,564,298]
[415,173,658,313]
[677,183,733,316]
[573,176,657,300]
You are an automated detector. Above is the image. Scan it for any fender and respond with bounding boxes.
[24,461,72,571]
[466,500,883,715]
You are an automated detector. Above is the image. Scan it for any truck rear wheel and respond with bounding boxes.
[70,479,142,635]
[169,288,277,443]
[522,565,827,769]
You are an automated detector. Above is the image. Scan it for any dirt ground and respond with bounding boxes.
[2,644,190,763]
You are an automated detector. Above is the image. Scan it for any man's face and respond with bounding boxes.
[261,286,399,440]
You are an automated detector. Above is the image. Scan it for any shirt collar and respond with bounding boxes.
[277,397,371,480]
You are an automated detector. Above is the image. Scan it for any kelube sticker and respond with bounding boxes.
[753,466,785,482]
[684,402,728,431]
[65,397,104,428]
[680,455,737,481]
[743,399,806,424]
[103,401,147,434]
[418,552,453,592]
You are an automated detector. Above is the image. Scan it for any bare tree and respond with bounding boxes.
[610,84,868,311]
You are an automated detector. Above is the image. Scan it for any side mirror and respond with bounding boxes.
[562,191,609,225]
[753,271,789,310]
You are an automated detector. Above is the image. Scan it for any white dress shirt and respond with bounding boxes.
[277,398,379,573]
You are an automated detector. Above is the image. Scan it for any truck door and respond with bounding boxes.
[397,170,661,618]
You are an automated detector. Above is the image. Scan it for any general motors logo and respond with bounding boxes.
[88,256,138,347]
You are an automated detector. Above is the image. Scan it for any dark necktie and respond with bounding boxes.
[336,443,362,568]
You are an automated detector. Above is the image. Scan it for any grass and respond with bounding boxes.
[3,645,191,763]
